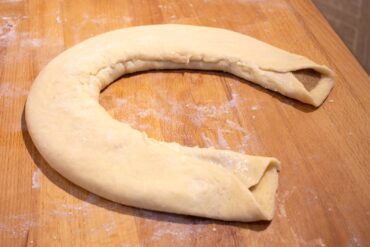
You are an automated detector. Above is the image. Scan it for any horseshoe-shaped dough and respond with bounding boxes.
[26,24,334,222]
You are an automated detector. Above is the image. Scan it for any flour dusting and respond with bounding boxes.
[107,87,257,152]
[276,186,297,218]
[21,38,43,48]
[123,16,133,23]
[31,168,42,189]
[55,16,62,24]
[0,194,122,239]
[217,129,230,149]
[226,120,247,133]
[278,204,287,217]
[0,17,17,43]
[134,210,209,245]
[349,236,361,247]
[236,134,251,153]
[200,132,213,147]
[152,225,198,241]
[0,83,28,97]
[51,194,97,217]
[290,227,327,247]
[251,105,259,111]
[229,93,239,107]
[150,219,204,244]
[0,213,38,238]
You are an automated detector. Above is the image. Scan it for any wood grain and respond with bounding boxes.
[0,0,369,246]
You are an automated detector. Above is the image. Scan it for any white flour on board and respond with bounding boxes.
[276,186,297,218]
[107,84,256,153]
[0,83,28,97]
[290,227,327,247]
[200,132,213,147]
[0,18,17,43]
[251,105,259,111]
[55,16,62,24]
[0,190,123,238]
[136,210,208,246]
[123,16,133,23]
[0,214,38,237]
[20,38,43,48]
[31,168,42,189]
[236,0,289,8]
[226,119,248,133]
[349,235,361,247]
[217,129,230,149]
[1,0,23,2]
[151,224,202,241]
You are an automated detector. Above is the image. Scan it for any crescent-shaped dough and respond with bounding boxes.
[26,24,334,222]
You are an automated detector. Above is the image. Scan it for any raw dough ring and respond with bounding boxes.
[26,24,334,222]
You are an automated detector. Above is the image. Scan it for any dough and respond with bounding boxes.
[26,24,334,222]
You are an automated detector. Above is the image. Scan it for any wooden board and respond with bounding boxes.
[1,0,369,246]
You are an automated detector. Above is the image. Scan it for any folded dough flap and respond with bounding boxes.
[244,155,280,220]
[254,57,335,107]
[191,148,280,220]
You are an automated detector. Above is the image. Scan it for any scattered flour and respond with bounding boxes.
[226,119,247,133]
[55,16,62,24]
[279,204,287,218]
[106,86,259,153]
[200,132,213,147]
[0,83,28,97]
[1,0,23,2]
[250,105,259,111]
[236,0,290,9]
[236,134,251,153]
[0,18,17,42]
[217,129,230,149]
[228,93,239,107]
[0,194,121,239]
[31,168,42,189]
[135,210,209,245]
[276,186,297,218]
[114,98,129,107]
[151,225,196,241]
[290,227,327,247]
[123,16,133,23]
[21,38,43,48]
[349,236,361,247]
[0,213,38,237]
[89,16,108,24]
[150,219,204,244]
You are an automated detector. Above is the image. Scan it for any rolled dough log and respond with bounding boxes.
[26,24,334,222]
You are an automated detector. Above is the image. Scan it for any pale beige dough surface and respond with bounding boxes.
[26,24,334,222]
